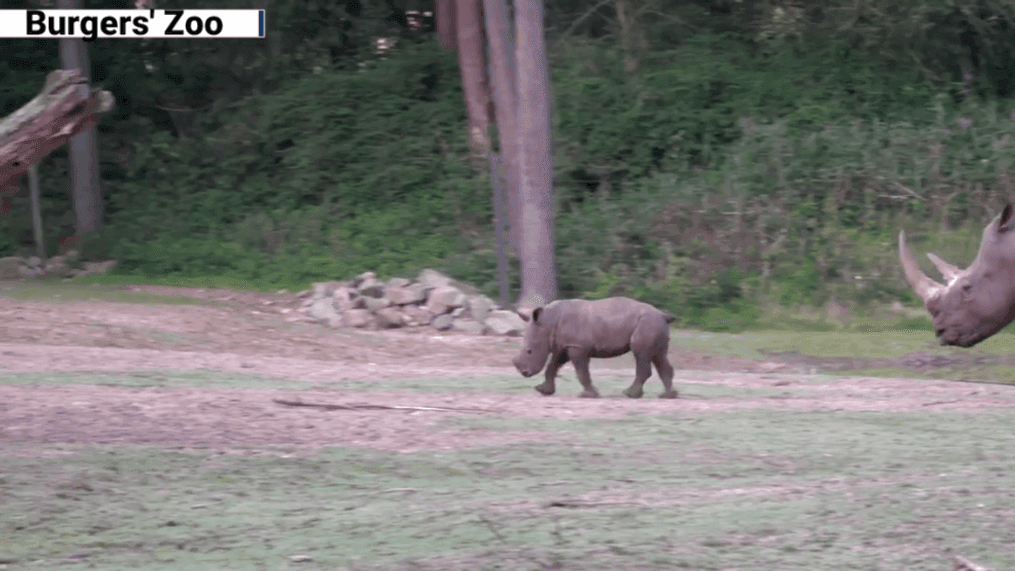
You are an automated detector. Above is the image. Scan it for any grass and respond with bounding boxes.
[70,273,300,293]
[1,402,1012,570]
[0,281,219,306]
[0,371,800,401]
[671,328,1015,361]
[5,279,1015,387]
[0,371,318,391]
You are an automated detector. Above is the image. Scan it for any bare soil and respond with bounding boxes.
[2,284,1014,454]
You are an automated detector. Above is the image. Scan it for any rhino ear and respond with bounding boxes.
[532,307,543,323]
[516,304,535,322]
[999,203,1015,233]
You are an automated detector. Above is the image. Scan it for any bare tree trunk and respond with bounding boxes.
[436,0,457,50]
[483,0,523,254]
[58,0,103,235]
[28,165,45,261]
[454,0,493,165]
[514,0,558,305]
[488,152,510,306]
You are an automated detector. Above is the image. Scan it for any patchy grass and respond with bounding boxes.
[0,371,316,391]
[0,370,800,399]
[0,281,216,306]
[670,329,1015,360]
[842,365,1015,384]
[0,405,1012,570]
[66,273,297,293]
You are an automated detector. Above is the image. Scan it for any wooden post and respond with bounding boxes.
[489,152,509,307]
[28,164,45,264]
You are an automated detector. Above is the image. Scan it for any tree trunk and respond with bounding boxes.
[483,0,523,254]
[454,0,493,164]
[58,0,104,235]
[488,152,510,306]
[436,0,457,50]
[514,0,558,305]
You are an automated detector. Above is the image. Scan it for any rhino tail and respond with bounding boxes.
[662,313,676,324]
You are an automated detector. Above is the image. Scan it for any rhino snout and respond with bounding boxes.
[512,357,533,377]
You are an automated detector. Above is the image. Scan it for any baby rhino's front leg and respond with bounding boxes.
[534,350,568,396]
[567,348,600,398]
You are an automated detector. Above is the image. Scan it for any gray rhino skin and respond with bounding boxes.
[899,202,1015,347]
[512,297,678,399]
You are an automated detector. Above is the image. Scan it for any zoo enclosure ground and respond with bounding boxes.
[1,282,1013,570]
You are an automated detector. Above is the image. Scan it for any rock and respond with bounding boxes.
[0,257,23,279]
[84,260,117,276]
[467,295,495,323]
[364,296,391,312]
[431,314,454,331]
[26,256,42,268]
[452,306,465,317]
[385,283,426,305]
[353,271,376,287]
[311,281,334,300]
[426,285,466,314]
[18,264,40,278]
[402,305,433,326]
[758,362,787,373]
[418,269,452,290]
[375,307,406,328]
[342,309,373,328]
[357,276,384,298]
[452,318,486,335]
[43,256,72,278]
[309,298,339,322]
[484,310,526,336]
[333,286,357,311]
[387,277,411,288]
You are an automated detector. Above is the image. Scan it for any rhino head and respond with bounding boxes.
[512,304,555,377]
[899,203,1015,347]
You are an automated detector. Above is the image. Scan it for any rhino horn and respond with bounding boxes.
[899,230,945,303]
[925,252,962,285]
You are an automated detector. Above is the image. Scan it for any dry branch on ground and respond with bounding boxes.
[272,397,498,414]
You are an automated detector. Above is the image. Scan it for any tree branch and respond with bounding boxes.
[0,69,114,193]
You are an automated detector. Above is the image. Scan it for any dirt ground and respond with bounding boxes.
[2,285,1015,454]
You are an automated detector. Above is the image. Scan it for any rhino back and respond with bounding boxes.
[552,298,664,354]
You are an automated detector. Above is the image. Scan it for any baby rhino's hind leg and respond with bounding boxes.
[654,350,678,399]
[621,353,652,399]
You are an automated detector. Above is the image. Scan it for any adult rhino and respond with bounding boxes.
[899,203,1015,347]
[512,297,679,399]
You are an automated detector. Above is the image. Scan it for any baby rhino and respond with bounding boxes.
[512,297,678,399]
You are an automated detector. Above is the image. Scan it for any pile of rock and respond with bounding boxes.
[0,252,117,279]
[298,269,526,336]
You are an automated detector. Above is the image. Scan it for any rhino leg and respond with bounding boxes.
[653,351,678,399]
[534,350,568,396]
[621,355,652,399]
[567,349,600,398]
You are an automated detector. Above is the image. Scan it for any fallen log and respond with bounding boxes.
[0,69,114,193]
[272,398,498,414]
[954,555,995,571]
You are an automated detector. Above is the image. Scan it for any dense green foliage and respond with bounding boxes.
[3,0,1015,329]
